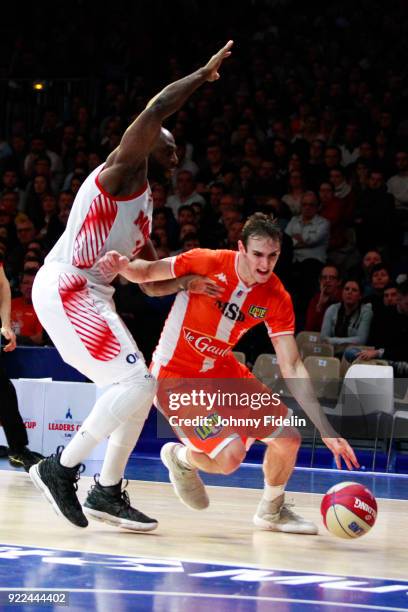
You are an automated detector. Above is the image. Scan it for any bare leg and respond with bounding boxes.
[254,426,318,533]
[262,426,300,485]
[187,449,223,473]
[187,438,246,474]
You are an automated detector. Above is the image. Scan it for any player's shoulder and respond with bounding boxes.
[263,273,292,302]
[178,248,234,265]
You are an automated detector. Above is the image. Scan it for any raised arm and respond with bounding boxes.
[271,334,359,470]
[99,41,233,196]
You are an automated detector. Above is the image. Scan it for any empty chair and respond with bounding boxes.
[303,356,341,400]
[337,362,394,470]
[296,331,321,352]
[386,381,408,471]
[232,351,246,365]
[300,342,334,360]
[252,353,291,396]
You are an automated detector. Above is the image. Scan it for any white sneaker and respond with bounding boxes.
[253,494,318,534]
[160,443,209,510]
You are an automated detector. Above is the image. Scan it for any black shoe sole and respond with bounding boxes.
[83,507,158,532]
[29,463,88,529]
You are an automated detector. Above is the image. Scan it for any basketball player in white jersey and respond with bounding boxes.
[29,41,233,529]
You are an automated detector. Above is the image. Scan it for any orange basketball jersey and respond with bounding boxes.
[152,249,295,374]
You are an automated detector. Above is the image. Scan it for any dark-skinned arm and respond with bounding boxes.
[99,41,233,196]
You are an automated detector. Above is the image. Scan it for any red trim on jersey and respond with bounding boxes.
[58,272,121,361]
[95,170,148,201]
[73,193,118,268]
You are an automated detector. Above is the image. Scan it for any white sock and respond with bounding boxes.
[60,430,99,468]
[174,444,193,470]
[99,410,147,486]
[262,482,285,502]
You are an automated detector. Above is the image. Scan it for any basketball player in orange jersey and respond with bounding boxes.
[29,42,233,530]
[99,213,359,534]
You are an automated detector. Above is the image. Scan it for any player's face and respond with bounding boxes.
[239,236,281,284]
[151,132,178,170]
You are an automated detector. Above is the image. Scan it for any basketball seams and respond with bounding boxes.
[321,482,377,538]
[332,497,355,538]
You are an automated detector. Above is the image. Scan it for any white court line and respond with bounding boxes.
[0,588,406,611]
[1,540,407,587]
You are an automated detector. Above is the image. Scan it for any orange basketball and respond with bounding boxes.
[320,482,377,539]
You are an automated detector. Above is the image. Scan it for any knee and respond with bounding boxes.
[215,441,246,475]
[271,426,301,455]
[282,426,301,453]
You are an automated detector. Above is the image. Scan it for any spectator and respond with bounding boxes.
[349,249,383,296]
[282,170,305,215]
[1,170,24,211]
[43,191,74,251]
[7,217,36,280]
[329,166,355,219]
[354,169,395,256]
[285,191,330,321]
[25,175,53,230]
[345,280,408,374]
[36,193,58,240]
[307,139,326,188]
[242,137,262,170]
[321,280,373,355]
[172,139,199,186]
[285,191,329,275]
[0,261,44,470]
[181,232,201,252]
[305,265,342,331]
[23,135,62,187]
[387,150,408,246]
[363,263,392,314]
[387,150,408,213]
[339,122,361,167]
[383,283,399,306]
[255,159,281,200]
[166,170,206,217]
[198,142,235,186]
[177,205,196,227]
[11,271,44,345]
[322,146,342,179]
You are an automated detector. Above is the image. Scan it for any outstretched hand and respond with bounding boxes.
[187,276,224,298]
[204,40,234,82]
[322,436,360,470]
[98,250,130,277]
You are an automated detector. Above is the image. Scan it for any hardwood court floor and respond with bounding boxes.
[0,470,406,582]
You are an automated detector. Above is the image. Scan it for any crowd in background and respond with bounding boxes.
[0,0,407,366]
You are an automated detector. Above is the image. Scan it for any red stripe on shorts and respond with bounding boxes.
[58,272,121,361]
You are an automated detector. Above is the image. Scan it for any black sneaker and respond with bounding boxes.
[83,476,158,532]
[9,447,44,472]
[29,446,88,528]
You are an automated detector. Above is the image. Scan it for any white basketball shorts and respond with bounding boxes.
[32,262,149,386]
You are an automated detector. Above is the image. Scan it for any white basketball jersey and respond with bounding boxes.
[46,164,152,284]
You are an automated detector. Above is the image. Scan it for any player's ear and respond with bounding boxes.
[237,239,246,254]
